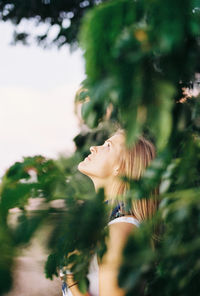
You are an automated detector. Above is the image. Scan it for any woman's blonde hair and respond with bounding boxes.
[110,129,159,222]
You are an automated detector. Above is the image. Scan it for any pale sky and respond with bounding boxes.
[0,22,85,179]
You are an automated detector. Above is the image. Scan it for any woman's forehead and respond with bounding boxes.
[108,133,125,146]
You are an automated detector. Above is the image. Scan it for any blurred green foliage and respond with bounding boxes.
[80,0,200,148]
[1,0,200,295]
[78,0,200,295]
[0,125,111,294]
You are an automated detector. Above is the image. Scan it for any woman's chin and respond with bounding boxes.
[77,161,83,172]
[78,161,89,175]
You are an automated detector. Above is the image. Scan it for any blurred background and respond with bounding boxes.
[0,21,84,296]
[0,21,84,179]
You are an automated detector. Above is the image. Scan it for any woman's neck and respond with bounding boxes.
[91,176,119,200]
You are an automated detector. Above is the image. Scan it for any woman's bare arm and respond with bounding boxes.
[65,222,136,296]
[99,222,136,296]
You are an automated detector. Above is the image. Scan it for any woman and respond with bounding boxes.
[61,129,158,296]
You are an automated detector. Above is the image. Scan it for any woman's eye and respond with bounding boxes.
[103,141,111,148]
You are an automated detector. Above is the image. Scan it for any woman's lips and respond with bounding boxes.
[85,154,92,161]
[88,155,92,160]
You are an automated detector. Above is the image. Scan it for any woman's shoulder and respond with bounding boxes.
[101,216,139,264]
[108,215,140,227]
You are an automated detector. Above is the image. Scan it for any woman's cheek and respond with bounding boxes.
[99,160,114,178]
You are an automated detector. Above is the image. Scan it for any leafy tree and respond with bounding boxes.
[0,0,108,48]
[79,0,200,295]
[1,0,200,295]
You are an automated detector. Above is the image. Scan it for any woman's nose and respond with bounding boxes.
[90,146,97,154]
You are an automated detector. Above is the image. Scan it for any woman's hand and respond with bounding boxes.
[60,250,89,296]
[63,274,90,296]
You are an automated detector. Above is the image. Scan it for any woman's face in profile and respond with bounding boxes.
[78,133,125,180]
